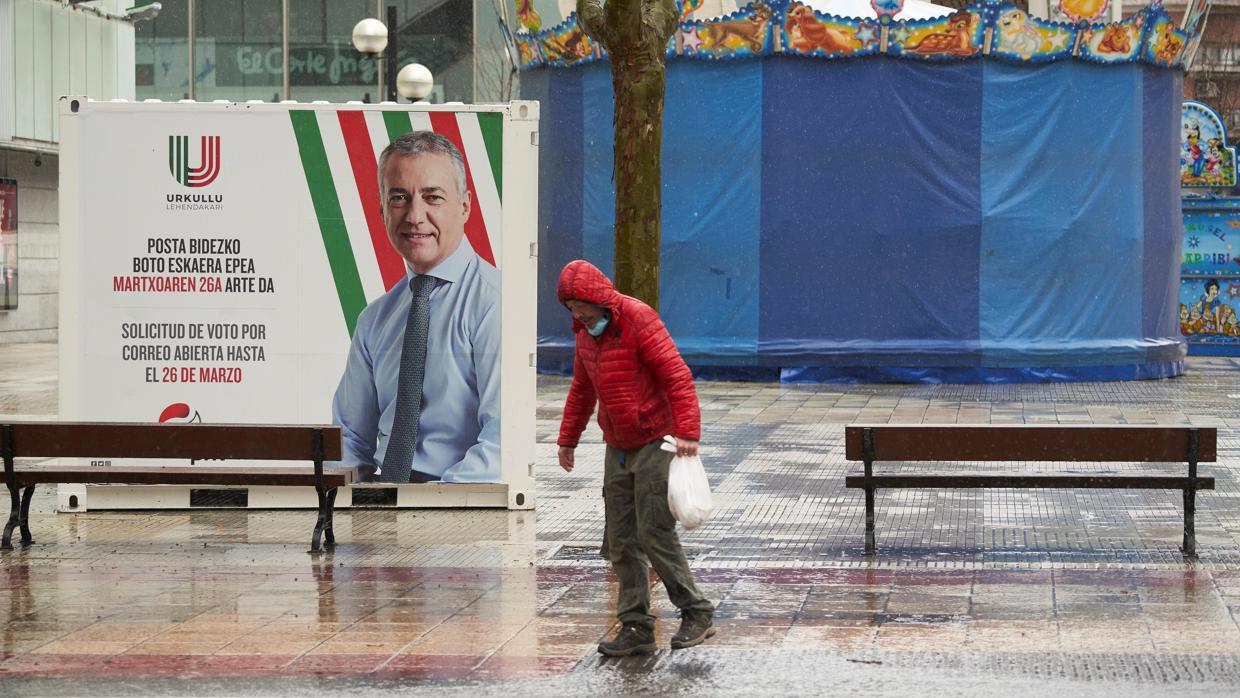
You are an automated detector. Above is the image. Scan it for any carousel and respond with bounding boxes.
[518,0,1212,382]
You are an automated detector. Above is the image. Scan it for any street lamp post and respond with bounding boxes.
[351,17,388,102]
[352,14,435,103]
[385,5,398,102]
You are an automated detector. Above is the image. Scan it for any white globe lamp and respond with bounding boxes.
[351,18,388,55]
[396,63,434,101]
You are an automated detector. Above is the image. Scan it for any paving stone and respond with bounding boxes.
[5,343,1240,693]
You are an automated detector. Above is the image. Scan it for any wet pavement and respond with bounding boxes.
[4,342,1240,695]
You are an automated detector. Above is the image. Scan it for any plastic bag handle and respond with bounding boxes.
[660,434,677,453]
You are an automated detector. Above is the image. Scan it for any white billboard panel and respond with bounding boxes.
[58,98,539,509]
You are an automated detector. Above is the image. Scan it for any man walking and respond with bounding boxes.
[556,259,716,656]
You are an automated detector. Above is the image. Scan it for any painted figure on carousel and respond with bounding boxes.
[516,0,541,32]
[1186,123,1206,178]
[1193,278,1224,333]
[1187,303,1206,335]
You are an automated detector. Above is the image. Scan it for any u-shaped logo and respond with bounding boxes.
[168,135,221,188]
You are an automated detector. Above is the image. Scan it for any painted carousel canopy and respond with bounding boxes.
[806,0,954,19]
[515,1,1201,70]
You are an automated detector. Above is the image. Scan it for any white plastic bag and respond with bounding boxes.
[662,435,714,530]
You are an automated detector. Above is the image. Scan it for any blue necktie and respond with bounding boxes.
[381,274,436,483]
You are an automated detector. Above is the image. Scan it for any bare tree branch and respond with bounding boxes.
[578,0,617,50]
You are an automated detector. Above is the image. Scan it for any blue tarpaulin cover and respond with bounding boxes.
[522,57,1187,382]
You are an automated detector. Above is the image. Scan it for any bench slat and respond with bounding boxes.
[845,474,1215,489]
[8,466,354,487]
[0,423,343,461]
[844,425,1217,463]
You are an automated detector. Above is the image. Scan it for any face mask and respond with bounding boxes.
[587,316,609,337]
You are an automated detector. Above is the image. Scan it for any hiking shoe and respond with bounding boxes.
[670,613,716,650]
[598,624,656,657]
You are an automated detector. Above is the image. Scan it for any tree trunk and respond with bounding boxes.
[577,0,678,308]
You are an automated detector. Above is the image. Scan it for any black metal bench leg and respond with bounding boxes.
[323,488,338,548]
[1183,486,1197,557]
[310,486,329,554]
[864,487,876,555]
[2,482,19,551]
[18,485,34,546]
[862,430,877,555]
[308,430,330,554]
[1183,432,1200,558]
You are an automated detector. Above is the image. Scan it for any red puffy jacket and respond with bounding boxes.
[556,260,701,450]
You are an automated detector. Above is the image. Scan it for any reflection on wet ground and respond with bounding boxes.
[5,343,1240,694]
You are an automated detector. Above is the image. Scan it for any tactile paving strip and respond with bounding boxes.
[574,649,1240,687]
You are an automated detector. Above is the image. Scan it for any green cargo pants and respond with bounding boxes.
[604,439,714,631]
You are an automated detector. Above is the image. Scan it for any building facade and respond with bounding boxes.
[0,0,134,343]
[134,0,514,105]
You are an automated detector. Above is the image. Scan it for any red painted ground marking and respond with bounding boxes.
[282,653,393,675]
[973,570,1054,584]
[472,655,581,678]
[373,665,476,679]
[385,654,484,669]
[189,655,299,675]
[0,654,105,677]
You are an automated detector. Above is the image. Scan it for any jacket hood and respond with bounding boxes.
[557,260,622,311]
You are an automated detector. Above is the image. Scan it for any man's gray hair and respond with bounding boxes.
[377,130,469,199]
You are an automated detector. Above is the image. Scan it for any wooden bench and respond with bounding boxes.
[0,422,349,553]
[844,425,1217,556]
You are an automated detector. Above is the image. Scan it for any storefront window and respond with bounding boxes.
[135,0,190,101]
[289,0,383,103]
[195,0,283,102]
[389,0,474,103]
[474,0,516,102]
[135,1,475,103]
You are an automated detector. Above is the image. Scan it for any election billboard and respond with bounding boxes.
[58,98,539,509]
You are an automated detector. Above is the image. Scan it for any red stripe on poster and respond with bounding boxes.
[338,111,406,290]
[428,112,496,267]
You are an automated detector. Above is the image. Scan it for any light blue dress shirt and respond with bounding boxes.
[331,238,501,482]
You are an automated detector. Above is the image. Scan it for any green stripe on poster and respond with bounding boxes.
[181,136,189,184]
[477,112,503,201]
[289,110,367,337]
[382,111,413,143]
